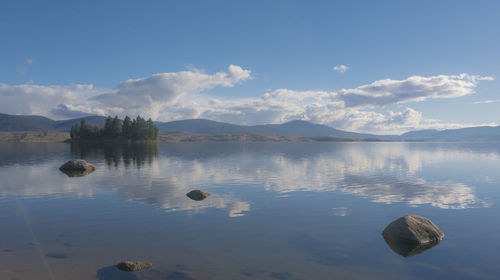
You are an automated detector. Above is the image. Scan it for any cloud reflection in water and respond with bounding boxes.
[0,142,494,213]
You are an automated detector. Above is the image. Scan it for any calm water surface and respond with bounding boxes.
[1,142,500,279]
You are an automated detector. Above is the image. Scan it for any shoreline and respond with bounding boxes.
[0,131,393,142]
[2,131,497,143]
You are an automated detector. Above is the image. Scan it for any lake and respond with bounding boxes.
[0,141,499,280]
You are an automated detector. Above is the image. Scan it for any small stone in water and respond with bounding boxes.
[116,261,154,272]
[186,190,211,201]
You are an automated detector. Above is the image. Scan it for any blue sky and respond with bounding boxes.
[0,0,499,134]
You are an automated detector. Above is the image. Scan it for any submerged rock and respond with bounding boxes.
[186,190,211,201]
[59,159,96,177]
[116,261,154,272]
[382,214,444,257]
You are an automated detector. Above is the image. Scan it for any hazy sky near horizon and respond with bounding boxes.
[0,0,499,134]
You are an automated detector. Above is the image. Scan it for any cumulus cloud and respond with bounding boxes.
[0,83,105,117]
[333,65,349,73]
[169,73,494,133]
[0,67,494,134]
[339,74,494,107]
[0,65,251,120]
[91,64,252,119]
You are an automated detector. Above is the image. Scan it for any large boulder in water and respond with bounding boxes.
[116,261,154,272]
[59,159,96,177]
[186,190,211,201]
[382,215,444,257]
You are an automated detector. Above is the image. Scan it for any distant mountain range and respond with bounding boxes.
[156,119,376,138]
[400,126,500,140]
[1,113,499,141]
[0,113,106,132]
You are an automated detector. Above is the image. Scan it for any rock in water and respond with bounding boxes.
[186,190,211,201]
[59,159,96,171]
[116,261,154,272]
[382,215,444,257]
[59,159,96,177]
[384,237,440,257]
[383,215,444,244]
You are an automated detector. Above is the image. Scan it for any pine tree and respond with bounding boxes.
[146,118,154,139]
[75,123,80,138]
[135,115,147,139]
[153,125,159,140]
[72,115,158,140]
[70,124,75,139]
[123,116,132,138]
[111,116,122,137]
[104,116,113,137]
[79,120,90,138]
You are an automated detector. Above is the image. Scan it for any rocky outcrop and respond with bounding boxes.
[116,261,154,272]
[59,159,96,177]
[382,214,444,257]
[186,190,211,201]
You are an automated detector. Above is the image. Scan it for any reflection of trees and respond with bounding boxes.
[0,142,67,166]
[70,141,158,168]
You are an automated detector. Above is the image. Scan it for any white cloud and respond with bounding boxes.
[333,64,349,73]
[0,65,251,120]
[91,64,252,119]
[332,207,348,216]
[0,68,494,134]
[474,99,500,104]
[339,74,494,107]
[0,83,105,117]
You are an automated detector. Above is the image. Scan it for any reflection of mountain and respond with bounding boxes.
[0,142,495,212]
[157,142,500,174]
[0,142,68,166]
[70,142,158,168]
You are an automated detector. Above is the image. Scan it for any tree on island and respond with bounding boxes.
[122,116,132,138]
[70,115,159,140]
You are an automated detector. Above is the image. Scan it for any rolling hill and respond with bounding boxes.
[0,114,376,139]
[1,113,499,140]
[0,113,106,132]
[156,119,375,138]
[400,126,500,140]
[0,113,55,131]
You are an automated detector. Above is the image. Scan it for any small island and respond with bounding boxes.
[70,115,159,140]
